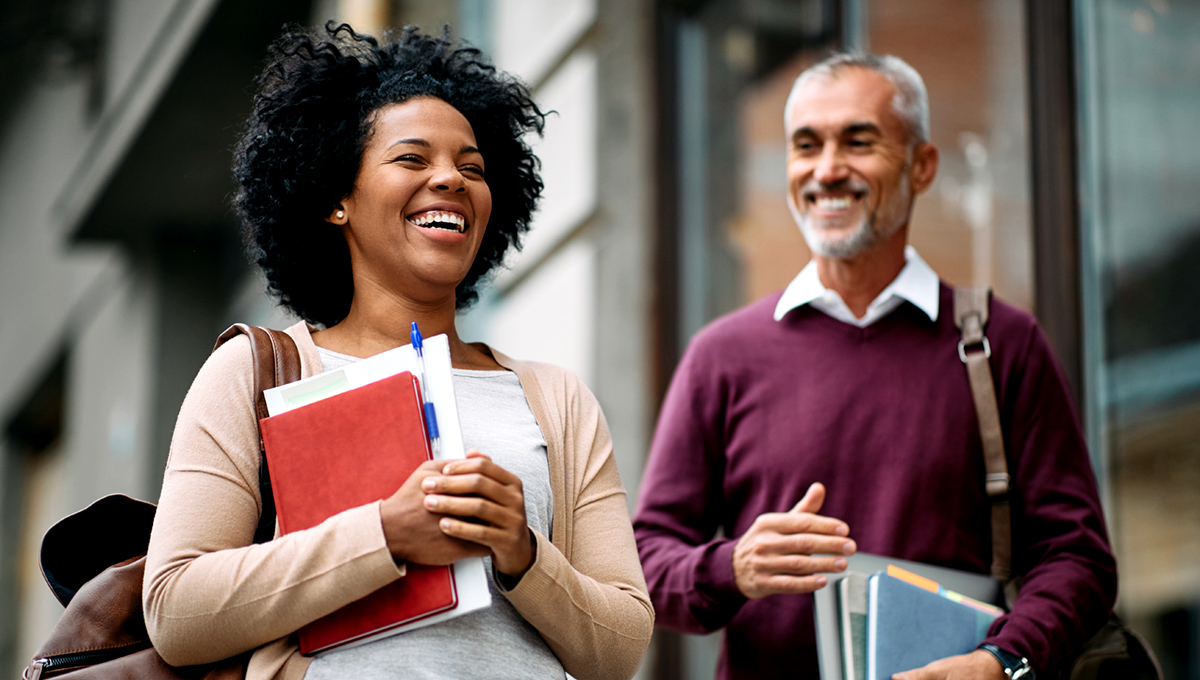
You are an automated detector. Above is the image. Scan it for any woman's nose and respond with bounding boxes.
[431,165,467,192]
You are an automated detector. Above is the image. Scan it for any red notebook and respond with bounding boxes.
[259,371,457,655]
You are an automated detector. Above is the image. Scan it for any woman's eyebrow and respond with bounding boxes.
[460,145,482,156]
[388,138,430,149]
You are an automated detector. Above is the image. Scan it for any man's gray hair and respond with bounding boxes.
[784,53,930,146]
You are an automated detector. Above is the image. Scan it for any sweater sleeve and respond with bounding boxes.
[142,335,405,666]
[632,336,748,634]
[981,321,1117,676]
[501,368,654,680]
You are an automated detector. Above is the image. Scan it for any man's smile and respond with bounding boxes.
[812,195,855,211]
[801,181,871,221]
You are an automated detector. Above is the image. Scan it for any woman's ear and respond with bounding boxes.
[326,204,348,225]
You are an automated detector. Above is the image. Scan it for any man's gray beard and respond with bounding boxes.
[796,213,879,258]
[789,175,911,259]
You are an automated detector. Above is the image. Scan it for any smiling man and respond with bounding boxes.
[633,54,1116,680]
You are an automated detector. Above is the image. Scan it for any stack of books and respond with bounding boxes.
[260,333,491,655]
[815,553,1005,680]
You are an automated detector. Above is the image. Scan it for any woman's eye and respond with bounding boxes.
[461,165,485,177]
[394,154,425,164]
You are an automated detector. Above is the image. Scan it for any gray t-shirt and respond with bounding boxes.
[304,348,562,679]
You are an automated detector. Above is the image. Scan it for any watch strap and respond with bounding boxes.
[979,643,1035,679]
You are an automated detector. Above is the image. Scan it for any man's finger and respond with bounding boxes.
[753,553,850,576]
[751,573,830,596]
[790,482,826,514]
[751,510,851,539]
[782,534,856,557]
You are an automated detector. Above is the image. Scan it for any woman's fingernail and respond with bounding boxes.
[440,518,452,530]
[422,478,437,491]
[834,558,847,570]
[424,496,438,509]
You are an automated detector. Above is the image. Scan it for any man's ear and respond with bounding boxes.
[909,142,939,194]
[326,204,348,225]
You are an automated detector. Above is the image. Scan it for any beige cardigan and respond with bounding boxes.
[143,322,653,680]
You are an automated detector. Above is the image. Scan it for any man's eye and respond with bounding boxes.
[847,139,873,148]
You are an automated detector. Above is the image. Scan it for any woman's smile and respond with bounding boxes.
[408,208,468,233]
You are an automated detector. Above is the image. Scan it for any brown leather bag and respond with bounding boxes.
[23,325,301,679]
[954,289,1163,680]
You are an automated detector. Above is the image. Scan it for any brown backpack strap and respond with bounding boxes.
[214,324,302,421]
[954,288,1013,583]
[213,324,302,543]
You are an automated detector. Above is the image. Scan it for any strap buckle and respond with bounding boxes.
[958,336,991,363]
[986,472,1011,497]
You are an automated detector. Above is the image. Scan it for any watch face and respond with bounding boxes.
[1009,659,1035,680]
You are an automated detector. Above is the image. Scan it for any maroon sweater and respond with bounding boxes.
[633,284,1116,679]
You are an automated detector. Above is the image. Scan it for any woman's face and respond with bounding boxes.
[334,97,492,305]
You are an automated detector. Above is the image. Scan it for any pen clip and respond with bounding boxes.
[410,322,424,352]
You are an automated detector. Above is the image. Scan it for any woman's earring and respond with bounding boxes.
[336,210,345,220]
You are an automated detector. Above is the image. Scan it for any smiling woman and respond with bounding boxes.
[232,24,543,327]
[139,23,653,680]
[325,98,495,338]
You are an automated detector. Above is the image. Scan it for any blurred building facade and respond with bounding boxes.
[1,0,1197,678]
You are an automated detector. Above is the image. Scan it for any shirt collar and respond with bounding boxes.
[773,246,940,324]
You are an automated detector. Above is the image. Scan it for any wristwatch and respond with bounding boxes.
[979,643,1035,679]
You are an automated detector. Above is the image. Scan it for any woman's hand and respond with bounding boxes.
[421,450,535,579]
[381,460,490,565]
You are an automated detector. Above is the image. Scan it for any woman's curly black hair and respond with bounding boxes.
[233,23,546,326]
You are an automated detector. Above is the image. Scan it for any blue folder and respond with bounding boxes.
[866,572,1000,680]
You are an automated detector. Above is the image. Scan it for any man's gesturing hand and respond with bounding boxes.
[732,482,856,599]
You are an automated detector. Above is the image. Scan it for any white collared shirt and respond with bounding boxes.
[773,246,940,327]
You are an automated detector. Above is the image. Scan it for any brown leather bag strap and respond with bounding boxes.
[213,324,302,543]
[954,287,1013,583]
[214,324,302,423]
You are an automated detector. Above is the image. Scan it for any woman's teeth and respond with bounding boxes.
[409,210,466,232]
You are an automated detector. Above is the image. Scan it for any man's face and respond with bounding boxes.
[785,68,930,259]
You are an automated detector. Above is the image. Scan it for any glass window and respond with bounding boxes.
[867,0,1032,310]
[1076,2,1200,678]
[672,0,842,349]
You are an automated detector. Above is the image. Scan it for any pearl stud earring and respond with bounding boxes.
[336,210,345,219]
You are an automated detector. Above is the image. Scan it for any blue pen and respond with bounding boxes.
[410,322,441,457]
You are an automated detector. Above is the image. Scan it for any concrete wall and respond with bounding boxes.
[0,0,287,673]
